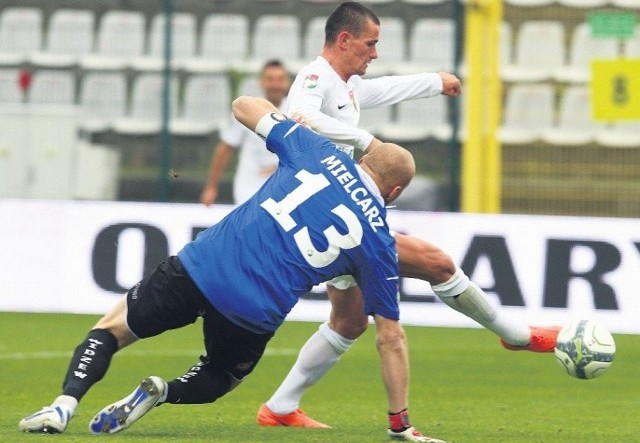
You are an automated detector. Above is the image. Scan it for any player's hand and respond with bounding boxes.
[438,71,461,97]
[200,185,218,207]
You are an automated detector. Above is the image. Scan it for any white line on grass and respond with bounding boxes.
[0,348,299,360]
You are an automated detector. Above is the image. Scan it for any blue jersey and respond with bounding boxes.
[178,119,399,333]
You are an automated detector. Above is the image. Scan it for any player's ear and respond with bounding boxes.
[337,31,351,48]
[386,185,403,205]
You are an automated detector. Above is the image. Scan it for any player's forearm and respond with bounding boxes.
[292,107,373,152]
[359,72,443,108]
[232,96,280,132]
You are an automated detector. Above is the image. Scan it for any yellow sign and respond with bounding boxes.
[591,59,640,121]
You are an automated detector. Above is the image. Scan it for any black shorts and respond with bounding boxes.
[126,256,274,380]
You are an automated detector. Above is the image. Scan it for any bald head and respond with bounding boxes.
[359,143,415,204]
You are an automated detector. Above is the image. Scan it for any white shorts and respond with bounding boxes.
[326,274,358,289]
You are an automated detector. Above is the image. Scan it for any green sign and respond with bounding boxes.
[588,11,636,39]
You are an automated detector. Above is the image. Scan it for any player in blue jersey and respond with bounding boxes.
[18,95,430,438]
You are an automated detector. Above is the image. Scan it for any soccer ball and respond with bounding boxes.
[554,320,616,380]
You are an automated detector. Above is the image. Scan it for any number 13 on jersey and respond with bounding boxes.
[261,169,364,268]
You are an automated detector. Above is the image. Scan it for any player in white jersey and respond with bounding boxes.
[257,3,560,442]
[19,95,435,438]
[200,60,290,206]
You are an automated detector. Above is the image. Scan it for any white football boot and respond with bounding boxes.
[19,405,71,433]
[89,376,167,434]
[388,426,447,443]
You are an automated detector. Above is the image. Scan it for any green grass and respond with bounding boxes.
[2,312,639,442]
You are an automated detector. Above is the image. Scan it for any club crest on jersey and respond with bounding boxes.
[302,74,319,89]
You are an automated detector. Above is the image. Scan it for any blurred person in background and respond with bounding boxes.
[200,59,290,206]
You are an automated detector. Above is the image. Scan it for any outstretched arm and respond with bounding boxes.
[232,96,281,132]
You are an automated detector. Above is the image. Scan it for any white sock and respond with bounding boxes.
[52,395,78,416]
[266,322,355,415]
[434,268,531,346]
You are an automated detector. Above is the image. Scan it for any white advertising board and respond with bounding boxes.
[1,199,638,334]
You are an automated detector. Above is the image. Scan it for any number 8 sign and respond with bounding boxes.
[591,59,640,121]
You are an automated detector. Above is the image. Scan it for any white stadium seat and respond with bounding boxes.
[248,14,301,73]
[170,74,231,136]
[611,0,640,7]
[367,17,406,76]
[401,18,455,74]
[543,86,605,145]
[30,9,95,68]
[498,83,555,144]
[554,22,620,83]
[502,21,565,82]
[596,122,640,148]
[28,70,76,105]
[79,72,127,133]
[113,73,178,135]
[304,16,327,60]
[0,7,43,65]
[379,96,451,142]
[557,0,607,6]
[184,14,250,73]
[132,12,197,71]
[358,105,393,136]
[80,11,145,70]
[0,68,23,104]
[624,25,640,58]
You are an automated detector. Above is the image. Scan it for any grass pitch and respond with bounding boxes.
[2,312,639,442]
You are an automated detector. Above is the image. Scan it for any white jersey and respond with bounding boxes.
[219,100,287,204]
[286,56,444,154]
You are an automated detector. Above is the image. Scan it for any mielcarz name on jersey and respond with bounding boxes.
[320,155,385,232]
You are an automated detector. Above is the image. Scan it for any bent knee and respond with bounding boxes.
[329,315,369,340]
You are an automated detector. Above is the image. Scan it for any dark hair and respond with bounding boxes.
[324,1,380,45]
[261,59,286,73]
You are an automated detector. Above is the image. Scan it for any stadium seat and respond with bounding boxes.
[183,13,249,73]
[557,0,607,6]
[0,68,23,104]
[504,0,554,5]
[236,75,262,98]
[459,21,511,78]
[542,86,605,145]
[611,0,640,7]
[367,17,406,77]
[113,73,178,135]
[170,74,231,136]
[0,7,43,65]
[79,72,127,133]
[502,21,565,82]
[401,18,455,74]
[28,69,76,105]
[248,14,301,73]
[379,96,451,142]
[30,9,95,68]
[498,83,555,144]
[596,122,640,148]
[132,12,197,71]
[80,11,145,70]
[554,22,620,83]
[624,25,640,58]
[304,16,327,61]
[358,105,393,136]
